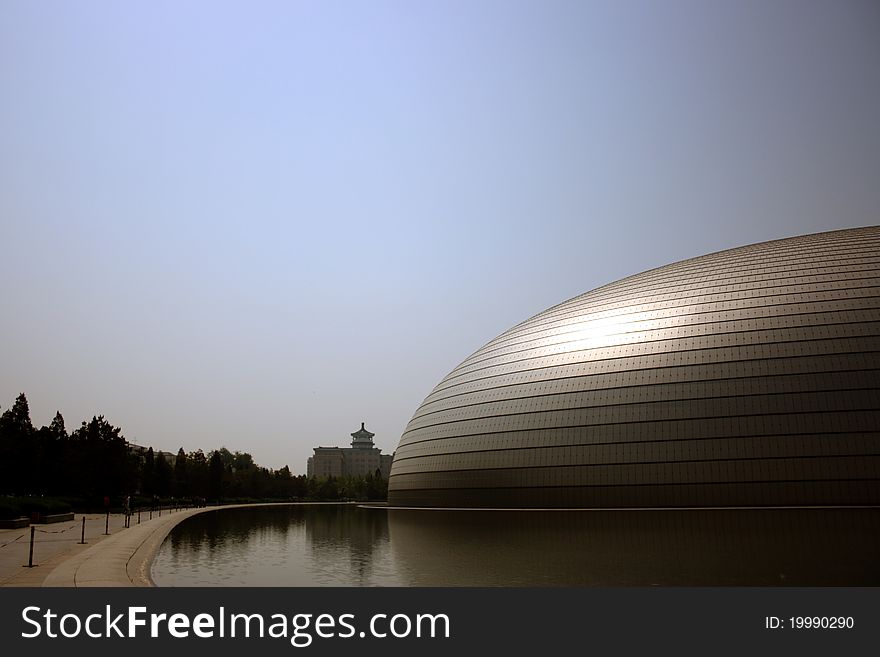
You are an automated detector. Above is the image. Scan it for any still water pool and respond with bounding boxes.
[151,504,880,586]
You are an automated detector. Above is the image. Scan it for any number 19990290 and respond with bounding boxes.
[790,617,854,629]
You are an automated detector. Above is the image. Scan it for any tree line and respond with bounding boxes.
[0,393,388,510]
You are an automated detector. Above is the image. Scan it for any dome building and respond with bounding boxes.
[388,227,880,507]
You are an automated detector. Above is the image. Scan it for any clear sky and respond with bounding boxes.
[1,0,878,472]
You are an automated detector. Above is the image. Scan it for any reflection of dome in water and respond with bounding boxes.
[388,227,880,508]
[385,508,880,585]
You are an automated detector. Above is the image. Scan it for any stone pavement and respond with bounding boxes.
[42,507,210,587]
[0,508,203,587]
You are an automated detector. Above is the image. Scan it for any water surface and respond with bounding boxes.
[151,504,880,586]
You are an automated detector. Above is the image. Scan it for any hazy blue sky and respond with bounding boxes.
[2,0,878,472]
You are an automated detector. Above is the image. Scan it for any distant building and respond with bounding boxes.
[127,441,177,466]
[308,423,393,479]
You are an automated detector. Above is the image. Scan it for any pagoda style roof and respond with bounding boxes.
[350,422,375,446]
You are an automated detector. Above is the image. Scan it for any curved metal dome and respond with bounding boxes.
[389,226,880,507]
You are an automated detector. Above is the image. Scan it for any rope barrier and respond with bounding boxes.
[34,526,75,534]
[3,517,110,547]
[3,509,178,551]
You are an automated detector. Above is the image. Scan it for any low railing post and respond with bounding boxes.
[27,526,35,567]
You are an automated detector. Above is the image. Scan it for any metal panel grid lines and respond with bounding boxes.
[388,226,880,507]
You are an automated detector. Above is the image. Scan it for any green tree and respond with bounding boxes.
[173,448,189,497]
[141,447,155,497]
[272,466,293,498]
[214,447,234,468]
[232,451,254,470]
[153,452,173,498]
[69,415,130,502]
[48,411,66,437]
[43,411,69,495]
[187,449,209,498]
[33,411,68,495]
[208,450,225,500]
[318,475,340,500]
[0,393,36,494]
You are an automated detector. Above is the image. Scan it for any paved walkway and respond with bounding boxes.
[2,503,320,587]
[42,508,209,587]
[0,508,202,587]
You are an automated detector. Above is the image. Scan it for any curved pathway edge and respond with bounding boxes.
[42,503,323,587]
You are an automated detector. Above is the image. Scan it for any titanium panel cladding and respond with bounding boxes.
[388,227,880,507]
